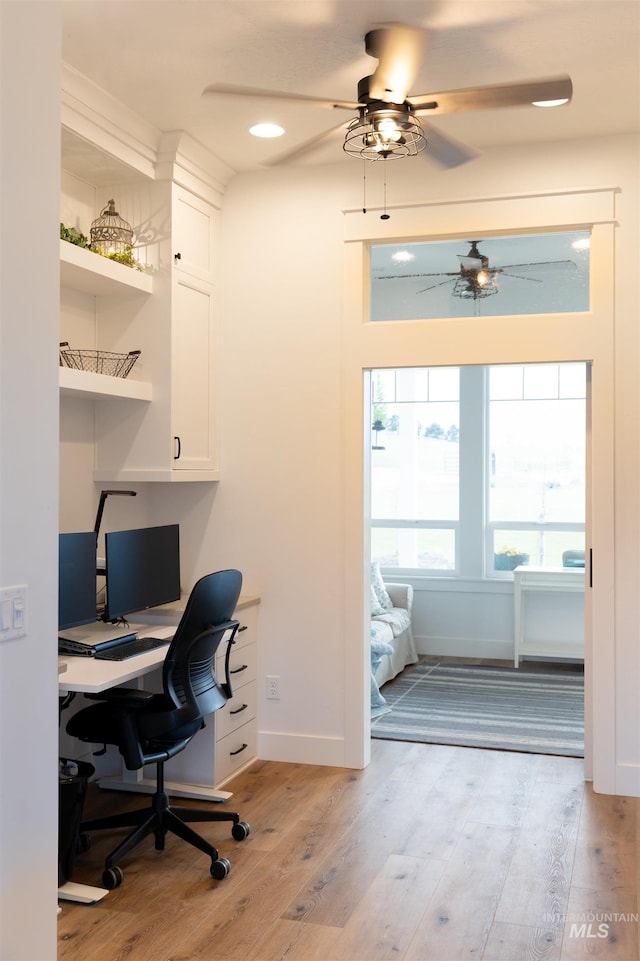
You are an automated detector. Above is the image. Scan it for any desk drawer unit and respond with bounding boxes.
[164,600,259,789]
[216,679,258,740]
[215,719,258,784]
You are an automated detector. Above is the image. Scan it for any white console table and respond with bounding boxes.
[513,566,585,667]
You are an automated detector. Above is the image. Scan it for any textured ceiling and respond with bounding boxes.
[61,0,640,174]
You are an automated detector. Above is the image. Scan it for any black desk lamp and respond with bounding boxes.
[94,490,136,573]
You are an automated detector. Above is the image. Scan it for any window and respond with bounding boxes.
[371,363,586,575]
[369,231,590,321]
[371,368,459,571]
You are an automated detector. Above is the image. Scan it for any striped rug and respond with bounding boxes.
[371,662,584,757]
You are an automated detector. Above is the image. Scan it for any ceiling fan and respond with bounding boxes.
[376,240,577,301]
[203,23,572,168]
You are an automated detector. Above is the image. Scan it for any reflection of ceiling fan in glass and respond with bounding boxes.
[382,240,576,301]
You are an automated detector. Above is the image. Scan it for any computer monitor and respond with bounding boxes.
[58,532,98,631]
[103,524,181,621]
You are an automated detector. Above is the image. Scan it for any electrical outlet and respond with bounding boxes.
[266,674,280,700]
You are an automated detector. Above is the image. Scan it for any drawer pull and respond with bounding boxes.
[230,743,248,757]
[230,664,248,675]
[238,624,248,633]
[229,703,248,716]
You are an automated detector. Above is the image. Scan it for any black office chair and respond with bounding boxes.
[66,569,250,889]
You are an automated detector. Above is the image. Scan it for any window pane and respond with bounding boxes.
[489,365,586,531]
[373,527,455,570]
[371,368,460,523]
[370,231,590,321]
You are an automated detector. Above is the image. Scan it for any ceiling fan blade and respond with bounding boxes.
[262,120,351,167]
[375,271,458,280]
[500,272,542,283]
[421,121,479,168]
[367,24,426,102]
[499,260,577,271]
[202,82,359,111]
[410,74,573,113]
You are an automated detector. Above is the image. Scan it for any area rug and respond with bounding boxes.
[371,662,584,756]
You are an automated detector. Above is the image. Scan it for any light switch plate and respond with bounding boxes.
[0,585,27,641]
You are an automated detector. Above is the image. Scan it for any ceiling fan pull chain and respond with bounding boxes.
[362,159,367,214]
[380,165,390,220]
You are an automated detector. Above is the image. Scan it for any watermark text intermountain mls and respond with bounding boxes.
[546,912,639,939]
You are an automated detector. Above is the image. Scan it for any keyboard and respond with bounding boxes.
[94,635,172,661]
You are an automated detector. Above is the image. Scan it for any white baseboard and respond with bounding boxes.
[415,634,514,661]
[258,731,346,768]
[615,763,640,798]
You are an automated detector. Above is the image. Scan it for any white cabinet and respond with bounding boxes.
[169,186,218,473]
[513,566,585,667]
[60,123,221,483]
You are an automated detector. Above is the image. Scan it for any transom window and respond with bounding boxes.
[369,230,590,321]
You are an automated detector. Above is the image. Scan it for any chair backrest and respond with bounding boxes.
[157,569,242,731]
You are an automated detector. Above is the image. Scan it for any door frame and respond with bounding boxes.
[341,188,616,792]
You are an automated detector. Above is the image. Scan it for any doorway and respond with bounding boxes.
[366,362,587,757]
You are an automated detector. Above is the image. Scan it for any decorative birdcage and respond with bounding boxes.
[90,200,133,255]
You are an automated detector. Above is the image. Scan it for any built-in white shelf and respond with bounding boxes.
[60,240,153,296]
[59,366,152,401]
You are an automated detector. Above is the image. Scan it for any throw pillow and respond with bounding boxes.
[371,561,393,611]
[370,585,385,616]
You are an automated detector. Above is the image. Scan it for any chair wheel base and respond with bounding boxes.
[211,857,231,880]
[232,820,250,841]
[102,866,124,889]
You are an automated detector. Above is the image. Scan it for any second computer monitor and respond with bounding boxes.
[104,524,181,621]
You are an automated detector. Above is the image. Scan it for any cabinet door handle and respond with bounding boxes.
[230,743,248,757]
[174,436,181,460]
[229,703,248,716]
[230,664,248,675]
[174,252,181,262]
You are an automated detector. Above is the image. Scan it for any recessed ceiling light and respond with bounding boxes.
[391,250,415,263]
[249,123,285,138]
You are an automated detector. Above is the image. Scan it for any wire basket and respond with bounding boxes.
[59,342,141,379]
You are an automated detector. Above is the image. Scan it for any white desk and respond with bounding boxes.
[513,566,585,667]
[59,640,168,694]
[59,594,260,801]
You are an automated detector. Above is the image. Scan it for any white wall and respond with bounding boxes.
[213,134,639,784]
[0,3,61,960]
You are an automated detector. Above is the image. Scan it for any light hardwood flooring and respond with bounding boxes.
[58,740,639,961]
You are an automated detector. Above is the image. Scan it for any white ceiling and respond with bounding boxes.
[61,0,640,174]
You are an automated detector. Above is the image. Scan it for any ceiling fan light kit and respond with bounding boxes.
[343,107,427,161]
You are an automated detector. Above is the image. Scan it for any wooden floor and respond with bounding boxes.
[58,740,640,961]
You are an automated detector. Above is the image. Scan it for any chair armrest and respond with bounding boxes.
[85,687,155,706]
[384,582,413,613]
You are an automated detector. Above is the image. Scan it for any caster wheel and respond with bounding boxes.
[210,857,231,880]
[102,866,124,889]
[77,832,91,854]
[232,820,250,841]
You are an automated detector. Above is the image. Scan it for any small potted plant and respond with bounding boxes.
[494,546,530,571]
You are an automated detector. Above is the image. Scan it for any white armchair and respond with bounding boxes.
[370,580,418,690]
